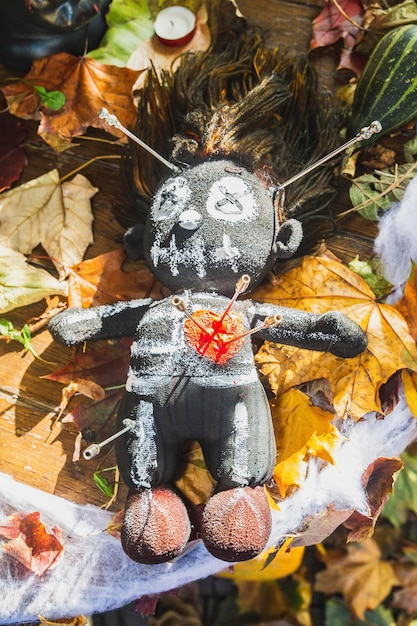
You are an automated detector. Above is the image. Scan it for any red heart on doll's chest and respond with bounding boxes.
[184,309,246,364]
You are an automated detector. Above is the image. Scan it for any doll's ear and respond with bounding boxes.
[275,218,303,259]
[123,224,145,260]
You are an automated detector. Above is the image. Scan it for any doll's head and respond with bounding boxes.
[126,158,303,296]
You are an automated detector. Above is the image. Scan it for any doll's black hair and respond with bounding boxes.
[120,2,346,258]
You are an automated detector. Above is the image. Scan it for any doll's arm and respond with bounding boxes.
[48,298,153,346]
[251,302,367,358]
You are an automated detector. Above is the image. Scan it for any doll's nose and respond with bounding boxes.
[178,209,202,231]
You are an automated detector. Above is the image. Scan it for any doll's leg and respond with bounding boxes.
[200,381,275,561]
[116,393,191,564]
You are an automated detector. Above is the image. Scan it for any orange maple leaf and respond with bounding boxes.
[68,247,164,308]
[1,53,143,149]
[271,388,342,498]
[254,252,417,419]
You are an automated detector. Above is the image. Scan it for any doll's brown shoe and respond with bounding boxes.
[201,485,272,562]
[121,485,191,564]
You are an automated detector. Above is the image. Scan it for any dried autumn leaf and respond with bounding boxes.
[344,457,403,541]
[38,616,87,626]
[0,169,97,278]
[175,441,216,506]
[106,508,124,540]
[219,539,305,581]
[236,575,311,623]
[47,174,97,279]
[315,539,398,619]
[1,53,142,149]
[310,0,366,74]
[271,388,342,498]
[0,511,64,577]
[68,247,163,307]
[381,450,417,528]
[395,262,417,343]
[391,562,417,614]
[402,369,417,418]
[254,253,417,419]
[0,111,27,192]
[0,246,68,314]
[45,337,132,388]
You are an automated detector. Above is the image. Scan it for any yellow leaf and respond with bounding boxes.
[315,539,398,619]
[46,174,97,279]
[271,388,342,498]
[174,441,216,505]
[0,169,97,279]
[402,369,417,419]
[0,246,68,314]
[219,538,304,581]
[254,253,417,419]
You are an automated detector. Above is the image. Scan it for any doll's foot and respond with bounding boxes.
[121,485,191,564]
[201,485,272,562]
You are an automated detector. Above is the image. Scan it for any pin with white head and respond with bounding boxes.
[98,107,180,173]
[83,418,136,460]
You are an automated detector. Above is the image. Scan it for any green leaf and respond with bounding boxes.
[349,136,417,220]
[382,451,417,528]
[33,86,66,110]
[93,470,114,498]
[325,598,395,626]
[348,256,392,299]
[0,245,68,314]
[349,163,417,221]
[0,318,37,356]
[403,134,417,163]
[87,0,155,67]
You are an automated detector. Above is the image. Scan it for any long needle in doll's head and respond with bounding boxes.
[277,120,382,192]
[98,108,180,173]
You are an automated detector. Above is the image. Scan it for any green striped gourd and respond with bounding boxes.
[348,24,417,142]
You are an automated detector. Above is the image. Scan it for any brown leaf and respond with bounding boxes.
[344,457,403,541]
[315,538,398,619]
[0,511,64,577]
[45,337,132,388]
[292,506,354,548]
[310,0,367,74]
[392,563,417,613]
[254,252,417,419]
[0,111,27,192]
[1,54,142,148]
[106,508,124,541]
[175,441,216,505]
[68,247,164,308]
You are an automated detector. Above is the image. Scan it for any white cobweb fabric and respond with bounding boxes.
[374,173,417,304]
[2,177,417,623]
[1,390,416,623]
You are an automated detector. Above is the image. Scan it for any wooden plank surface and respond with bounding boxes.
[0,0,378,511]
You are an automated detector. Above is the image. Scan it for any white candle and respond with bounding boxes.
[154,6,196,47]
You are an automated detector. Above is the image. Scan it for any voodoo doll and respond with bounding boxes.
[48,114,378,563]
[47,5,383,563]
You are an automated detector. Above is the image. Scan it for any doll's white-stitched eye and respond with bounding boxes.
[153,177,191,219]
[178,209,203,230]
[206,177,258,223]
